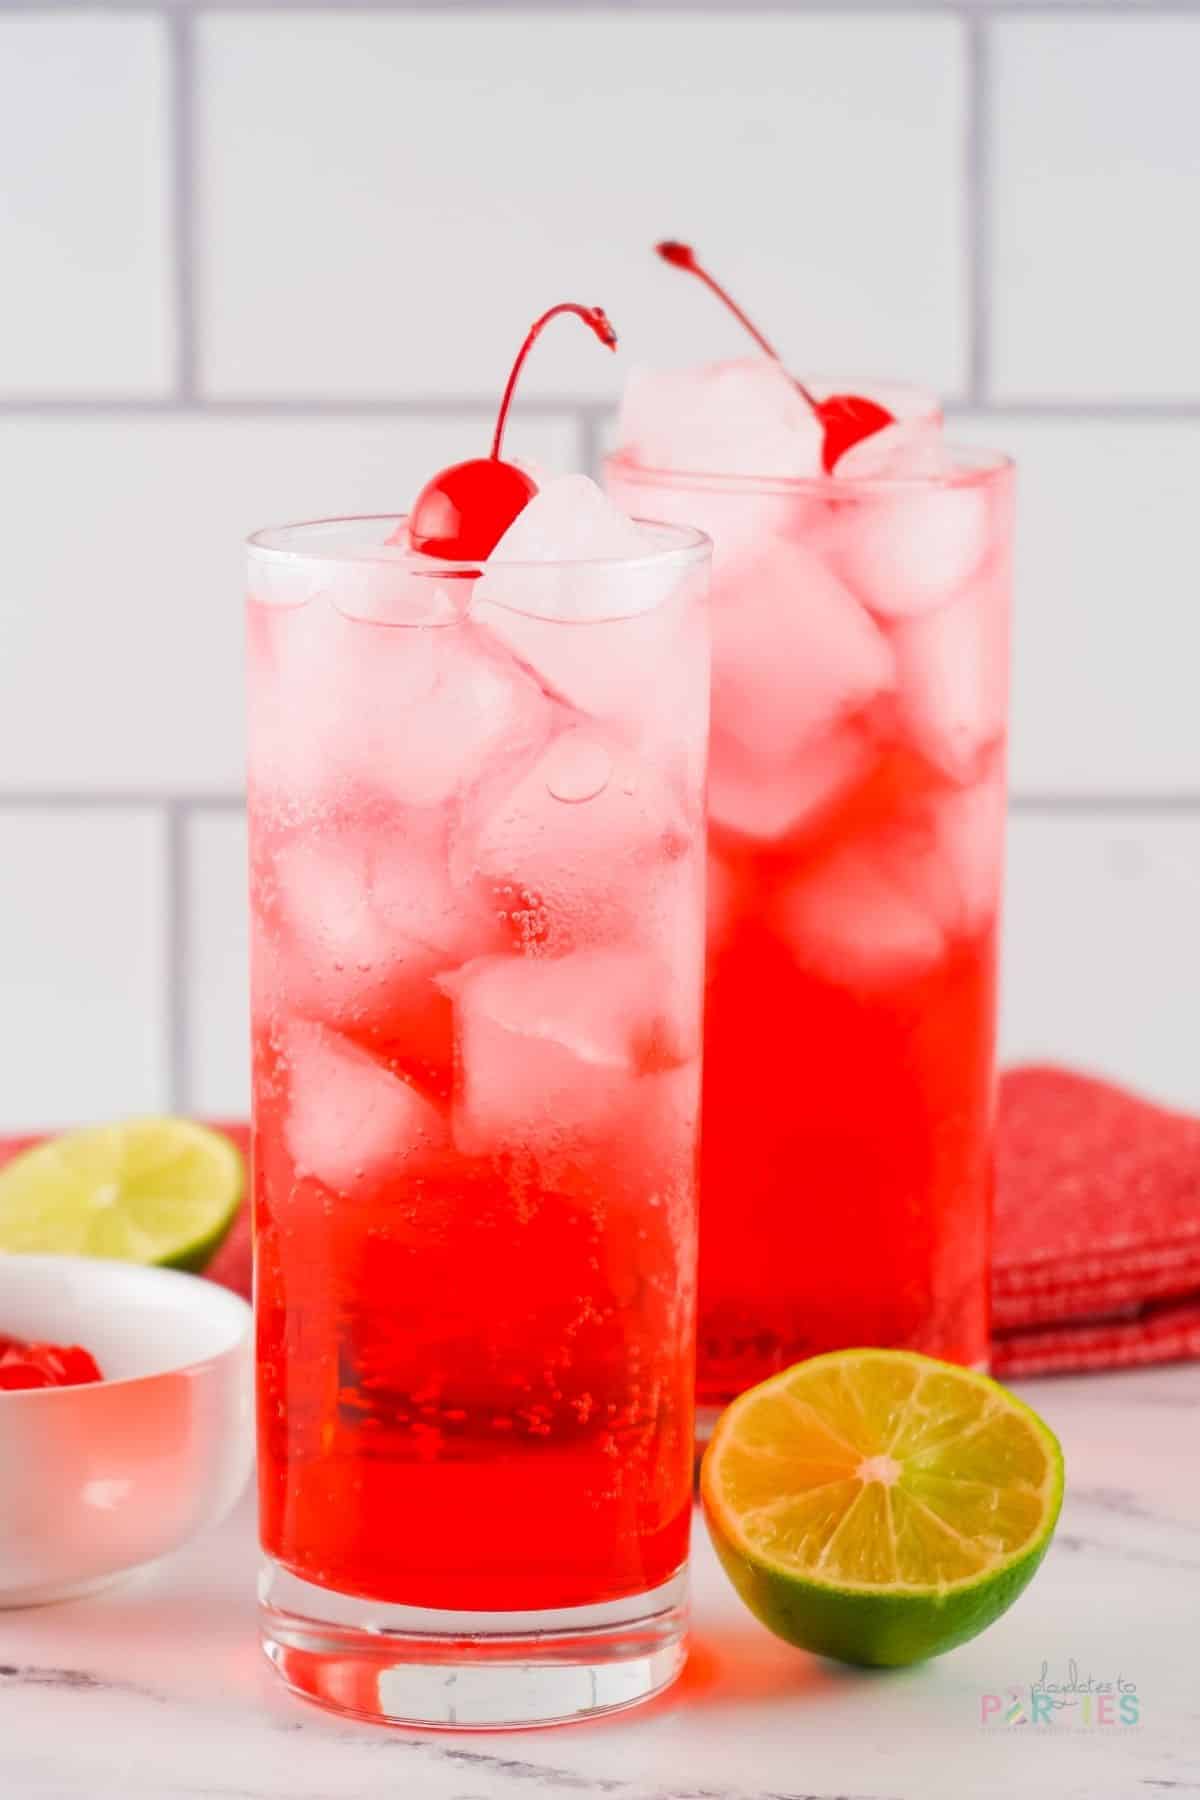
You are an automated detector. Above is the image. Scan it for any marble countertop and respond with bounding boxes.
[3,1363,1199,1800]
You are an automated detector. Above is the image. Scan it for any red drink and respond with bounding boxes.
[247,493,710,1725]
[610,381,1013,1410]
[252,958,700,1612]
[697,725,1001,1399]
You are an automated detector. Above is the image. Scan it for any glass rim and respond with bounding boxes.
[246,512,712,575]
[605,442,1014,499]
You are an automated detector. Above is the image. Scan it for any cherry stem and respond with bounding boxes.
[655,240,820,414]
[490,303,618,463]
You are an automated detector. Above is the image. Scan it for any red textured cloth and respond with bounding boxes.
[2,1071,1198,1379]
[990,1293,1200,1379]
[989,1066,1200,1377]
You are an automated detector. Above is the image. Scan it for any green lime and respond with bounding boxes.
[0,1119,244,1272]
[701,1347,1064,1668]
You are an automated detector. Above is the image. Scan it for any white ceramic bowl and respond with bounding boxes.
[0,1255,253,1606]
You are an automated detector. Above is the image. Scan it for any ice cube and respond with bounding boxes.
[247,595,438,817]
[473,475,669,617]
[469,581,699,742]
[711,540,894,765]
[607,457,809,580]
[371,622,556,811]
[439,949,696,1156]
[451,724,693,952]
[837,476,992,622]
[893,566,1009,783]
[708,726,875,846]
[264,813,503,1077]
[833,416,947,482]
[781,753,1006,985]
[892,758,1007,938]
[938,756,1007,934]
[248,596,548,818]
[777,842,945,987]
[618,360,824,480]
[470,476,694,735]
[283,1018,447,1191]
[492,474,653,571]
[271,816,442,984]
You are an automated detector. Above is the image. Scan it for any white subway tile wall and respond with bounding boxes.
[952,417,1200,797]
[0,15,175,397]
[198,12,967,399]
[1003,816,1200,1112]
[185,808,249,1119]
[0,414,579,793]
[991,17,1200,401]
[1,1,1198,1129]
[0,812,168,1131]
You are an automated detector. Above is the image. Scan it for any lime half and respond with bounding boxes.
[701,1348,1063,1667]
[0,1119,244,1271]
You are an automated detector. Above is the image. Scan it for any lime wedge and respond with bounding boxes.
[701,1348,1063,1667]
[0,1119,245,1271]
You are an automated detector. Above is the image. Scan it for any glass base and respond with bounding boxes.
[259,1558,689,1729]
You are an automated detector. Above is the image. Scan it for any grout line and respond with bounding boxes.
[0,399,184,415]
[964,14,990,408]
[0,791,244,809]
[1,792,1200,814]
[167,8,198,402]
[0,396,597,418]
[3,397,1200,422]
[1009,796,1200,815]
[164,802,192,1113]
[942,399,1200,421]
[4,1,1200,13]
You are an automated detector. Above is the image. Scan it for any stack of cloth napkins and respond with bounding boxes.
[991,1065,1200,1376]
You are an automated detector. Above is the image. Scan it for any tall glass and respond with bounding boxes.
[246,515,710,1727]
[608,450,1013,1419]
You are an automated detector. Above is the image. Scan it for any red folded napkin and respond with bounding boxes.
[989,1066,1200,1377]
[3,1069,1198,1380]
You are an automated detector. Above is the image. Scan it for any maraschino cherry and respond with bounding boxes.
[409,302,618,560]
[655,241,894,475]
[0,1334,103,1389]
